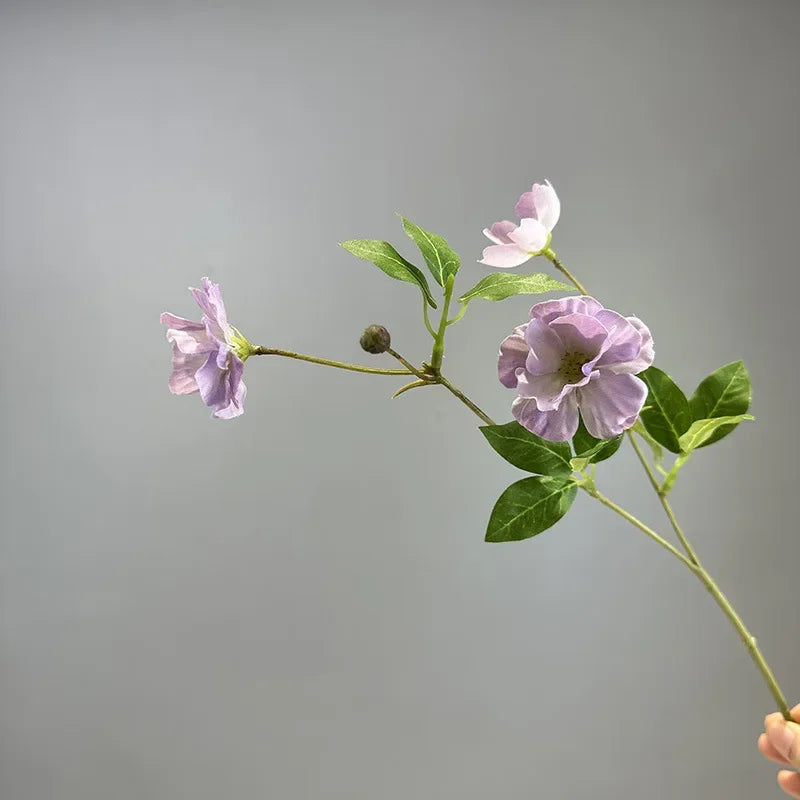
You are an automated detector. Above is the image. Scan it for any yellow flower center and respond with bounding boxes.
[558,350,590,385]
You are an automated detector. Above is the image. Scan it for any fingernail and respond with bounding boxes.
[770,722,797,759]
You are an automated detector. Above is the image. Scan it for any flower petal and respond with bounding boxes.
[167,344,206,395]
[195,348,246,418]
[523,319,564,375]
[507,218,549,253]
[160,312,205,331]
[549,313,608,357]
[166,325,215,355]
[515,181,560,231]
[529,296,604,325]
[191,277,230,342]
[517,370,587,411]
[498,324,529,388]
[512,392,579,441]
[514,190,537,220]
[479,243,532,268]
[625,316,655,373]
[593,310,643,370]
[483,220,517,245]
[577,373,647,439]
[212,377,247,419]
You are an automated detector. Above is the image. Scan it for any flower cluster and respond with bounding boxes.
[160,278,250,419]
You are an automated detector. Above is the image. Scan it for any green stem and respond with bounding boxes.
[250,347,412,376]
[543,249,589,295]
[446,301,469,326]
[690,564,792,720]
[437,375,497,426]
[385,348,497,426]
[582,485,698,571]
[386,348,431,380]
[627,431,700,565]
[430,275,455,372]
[422,294,437,338]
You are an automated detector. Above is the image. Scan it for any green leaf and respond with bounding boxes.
[339,239,437,308]
[678,414,754,454]
[480,421,573,477]
[485,476,577,543]
[688,361,751,448]
[571,418,623,464]
[457,273,573,303]
[399,216,460,287]
[639,366,692,454]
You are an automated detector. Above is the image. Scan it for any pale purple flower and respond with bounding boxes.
[480,180,561,268]
[160,278,248,419]
[499,296,655,441]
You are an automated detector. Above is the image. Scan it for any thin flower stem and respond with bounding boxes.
[250,347,412,375]
[582,486,699,571]
[385,348,498,426]
[422,294,437,338]
[437,375,497,426]
[385,348,430,380]
[446,301,469,326]
[627,431,700,565]
[693,567,793,719]
[430,275,455,371]
[543,249,589,295]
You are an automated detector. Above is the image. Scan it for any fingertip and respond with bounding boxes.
[778,769,800,800]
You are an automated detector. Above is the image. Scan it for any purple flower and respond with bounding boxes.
[499,296,655,441]
[480,180,561,268]
[160,278,250,419]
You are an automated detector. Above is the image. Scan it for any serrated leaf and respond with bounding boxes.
[571,418,623,464]
[400,216,460,286]
[457,272,572,303]
[485,476,577,543]
[339,239,437,308]
[688,361,751,448]
[678,414,754,454]
[480,421,573,477]
[639,366,692,454]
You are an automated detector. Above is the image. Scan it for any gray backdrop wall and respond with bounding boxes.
[2,1,799,798]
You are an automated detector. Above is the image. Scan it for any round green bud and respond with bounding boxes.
[360,325,391,354]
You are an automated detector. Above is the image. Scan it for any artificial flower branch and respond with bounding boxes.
[161,179,792,729]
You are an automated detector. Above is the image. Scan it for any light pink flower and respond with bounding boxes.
[480,181,561,268]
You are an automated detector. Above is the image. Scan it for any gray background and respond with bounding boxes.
[1,1,798,798]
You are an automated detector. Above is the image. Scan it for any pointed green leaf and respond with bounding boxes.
[678,414,754,454]
[480,421,573,477]
[688,361,751,448]
[457,272,573,303]
[572,418,623,464]
[639,366,692,454]
[399,216,460,286]
[485,476,577,543]
[339,239,437,308]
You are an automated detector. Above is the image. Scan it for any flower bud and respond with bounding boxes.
[360,325,391,354]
